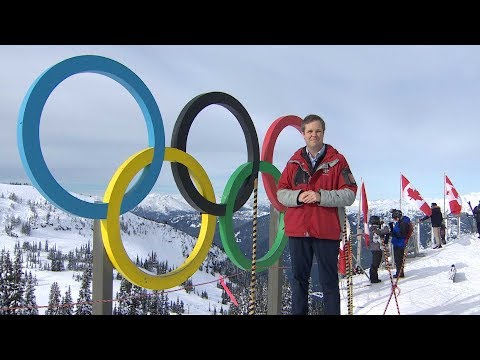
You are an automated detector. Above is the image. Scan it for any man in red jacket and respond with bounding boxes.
[277,114,357,315]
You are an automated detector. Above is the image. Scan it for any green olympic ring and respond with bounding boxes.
[219,161,287,271]
[17,55,296,290]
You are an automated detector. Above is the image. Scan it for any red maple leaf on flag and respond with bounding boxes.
[401,174,432,216]
[450,187,459,198]
[445,175,462,215]
[406,187,423,201]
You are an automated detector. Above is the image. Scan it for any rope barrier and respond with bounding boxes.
[344,213,354,315]
[248,177,259,315]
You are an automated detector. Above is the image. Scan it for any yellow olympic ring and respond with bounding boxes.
[100,147,216,290]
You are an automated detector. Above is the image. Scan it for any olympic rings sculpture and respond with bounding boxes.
[17,55,303,290]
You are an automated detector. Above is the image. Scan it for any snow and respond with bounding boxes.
[340,233,480,315]
[0,183,229,315]
[2,182,480,315]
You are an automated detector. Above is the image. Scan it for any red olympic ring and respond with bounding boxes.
[261,115,303,212]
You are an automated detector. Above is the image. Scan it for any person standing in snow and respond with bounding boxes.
[419,202,444,249]
[472,200,480,239]
[277,114,357,315]
[368,216,390,284]
[389,209,410,278]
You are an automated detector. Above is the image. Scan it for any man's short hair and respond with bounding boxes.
[302,114,325,132]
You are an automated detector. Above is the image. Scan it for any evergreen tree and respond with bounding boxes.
[115,277,132,315]
[67,251,76,271]
[228,272,250,315]
[45,282,62,315]
[128,285,147,315]
[159,290,169,315]
[22,272,38,315]
[126,285,144,315]
[281,271,292,315]
[148,290,161,315]
[0,250,15,314]
[60,286,74,315]
[75,260,92,315]
[10,247,25,313]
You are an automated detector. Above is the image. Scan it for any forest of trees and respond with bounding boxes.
[0,189,325,315]
[0,238,324,315]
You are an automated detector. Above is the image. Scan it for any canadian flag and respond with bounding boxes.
[338,215,351,275]
[338,246,346,275]
[401,174,432,216]
[361,181,370,247]
[445,175,462,215]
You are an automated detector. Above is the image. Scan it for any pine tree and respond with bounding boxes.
[22,272,38,315]
[281,271,292,315]
[228,272,250,315]
[10,247,25,314]
[0,250,15,314]
[128,285,146,315]
[45,282,62,315]
[159,290,169,315]
[115,277,132,315]
[60,286,74,315]
[148,290,161,315]
[75,260,92,315]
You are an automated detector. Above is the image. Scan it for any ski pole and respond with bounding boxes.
[383,237,410,315]
[381,240,400,315]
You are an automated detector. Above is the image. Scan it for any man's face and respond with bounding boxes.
[302,120,324,149]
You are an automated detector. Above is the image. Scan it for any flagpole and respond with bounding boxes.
[357,177,362,233]
[357,178,363,270]
[399,172,402,212]
[444,172,447,219]
[444,172,447,242]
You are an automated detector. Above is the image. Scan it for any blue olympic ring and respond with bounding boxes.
[17,55,165,219]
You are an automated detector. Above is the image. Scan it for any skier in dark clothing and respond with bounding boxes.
[419,203,444,249]
[389,209,410,278]
[440,221,446,245]
[368,216,390,284]
[472,200,480,239]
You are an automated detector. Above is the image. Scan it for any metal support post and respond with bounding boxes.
[267,205,282,315]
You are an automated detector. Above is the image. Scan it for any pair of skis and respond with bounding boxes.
[381,241,401,315]
[382,222,418,315]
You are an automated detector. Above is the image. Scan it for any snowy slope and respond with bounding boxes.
[0,183,229,315]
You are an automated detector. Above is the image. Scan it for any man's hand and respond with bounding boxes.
[298,190,320,204]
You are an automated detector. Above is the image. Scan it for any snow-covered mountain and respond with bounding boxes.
[0,183,230,315]
[139,187,480,219]
[2,182,480,315]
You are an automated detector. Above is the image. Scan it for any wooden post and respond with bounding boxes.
[267,205,282,315]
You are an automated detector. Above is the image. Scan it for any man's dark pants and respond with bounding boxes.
[289,237,340,315]
[369,249,382,282]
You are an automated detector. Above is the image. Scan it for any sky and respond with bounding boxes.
[1,45,480,202]
[2,182,480,315]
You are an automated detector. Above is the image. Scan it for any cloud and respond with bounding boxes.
[2,45,480,201]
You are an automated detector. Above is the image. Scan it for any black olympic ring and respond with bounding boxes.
[171,92,260,216]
